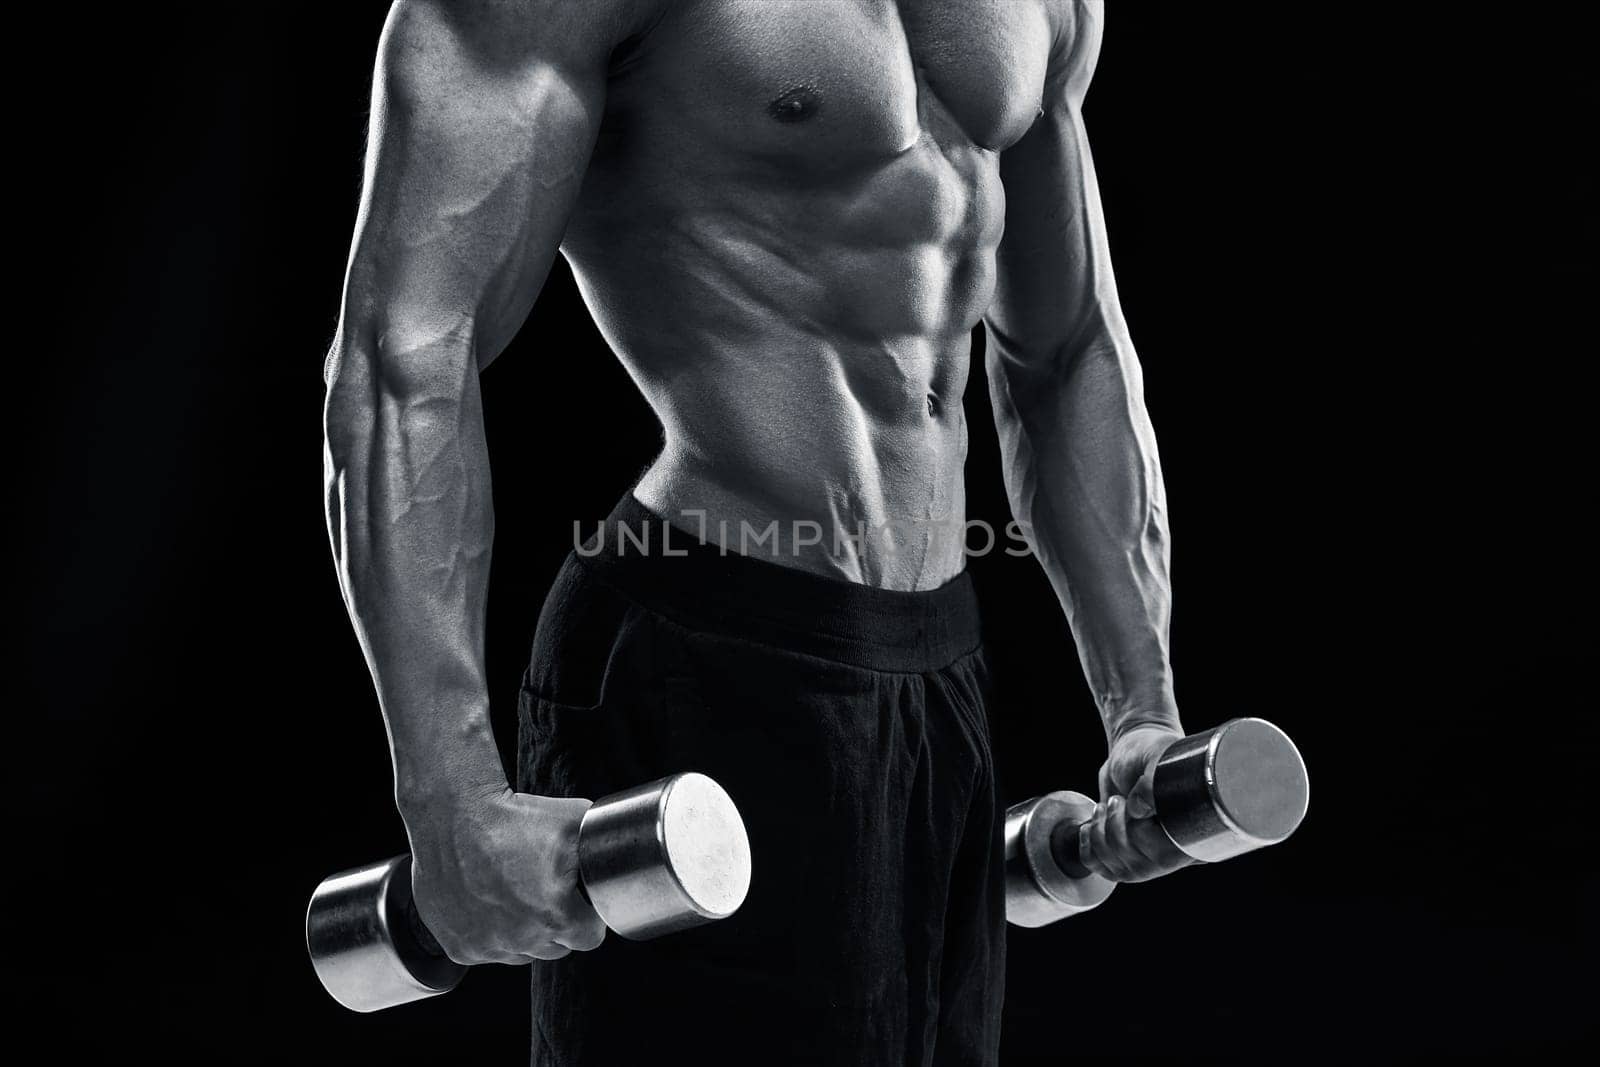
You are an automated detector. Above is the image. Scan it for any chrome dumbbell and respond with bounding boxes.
[306,772,752,1011]
[1005,718,1309,927]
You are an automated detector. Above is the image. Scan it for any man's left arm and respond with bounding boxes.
[985,0,1190,882]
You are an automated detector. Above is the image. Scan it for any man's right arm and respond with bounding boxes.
[322,0,647,963]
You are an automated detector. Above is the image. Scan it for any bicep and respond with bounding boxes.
[340,0,609,370]
[988,1,1126,380]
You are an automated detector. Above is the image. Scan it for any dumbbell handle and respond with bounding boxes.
[1048,819,1096,880]
[401,891,449,960]
[1045,807,1187,880]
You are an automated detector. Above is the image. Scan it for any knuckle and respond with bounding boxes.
[528,891,584,941]
[555,899,605,944]
[434,928,485,965]
[570,922,607,952]
[526,904,565,940]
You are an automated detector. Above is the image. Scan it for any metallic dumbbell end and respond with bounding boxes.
[1002,790,1116,928]
[1153,717,1310,863]
[306,854,466,1013]
[579,772,753,940]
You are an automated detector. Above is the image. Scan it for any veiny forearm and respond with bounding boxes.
[323,324,505,810]
[989,332,1178,742]
[313,1,616,821]
[985,4,1177,742]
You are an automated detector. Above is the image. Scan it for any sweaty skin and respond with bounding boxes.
[323,0,1186,967]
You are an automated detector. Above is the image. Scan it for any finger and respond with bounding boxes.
[1114,826,1169,883]
[552,876,608,952]
[1125,760,1159,820]
[428,932,483,968]
[1085,798,1133,882]
[1104,796,1145,881]
[1081,802,1111,877]
[1127,817,1194,876]
[556,914,607,954]
[1104,795,1137,872]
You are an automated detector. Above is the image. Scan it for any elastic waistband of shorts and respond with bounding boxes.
[572,492,982,673]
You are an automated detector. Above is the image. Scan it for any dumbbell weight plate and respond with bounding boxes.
[1003,790,1116,928]
[579,772,753,940]
[306,854,467,1013]
[1153,717,1310,863]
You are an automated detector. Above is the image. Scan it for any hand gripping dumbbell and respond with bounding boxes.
[1004,718,1309,927]
[306,772,753,1012]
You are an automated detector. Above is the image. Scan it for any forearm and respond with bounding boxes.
[989,332,1178,742]
[312,0,621,822]
[323,324,505,814]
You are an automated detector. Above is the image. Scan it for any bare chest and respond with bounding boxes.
[632,0,1056,166]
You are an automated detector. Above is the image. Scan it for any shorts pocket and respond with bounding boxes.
[516,605,675,798]
[521,558,640,711]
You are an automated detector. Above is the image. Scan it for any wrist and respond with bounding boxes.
[397,774,506,815]
[1101,688,1182,746]
[393,749,509,825]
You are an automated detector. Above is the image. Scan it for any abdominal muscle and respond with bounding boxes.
[564,137,1003,592]
[633,334,973,591]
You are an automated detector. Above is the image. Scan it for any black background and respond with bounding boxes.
[25,2,1594,1061]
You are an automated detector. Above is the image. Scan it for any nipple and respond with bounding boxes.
[768,84,823,124]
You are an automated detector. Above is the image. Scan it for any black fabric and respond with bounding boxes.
[517,493,1006,1066]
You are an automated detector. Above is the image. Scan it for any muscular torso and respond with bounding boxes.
[559,0,1057,589]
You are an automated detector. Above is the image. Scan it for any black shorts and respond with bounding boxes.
[517,494,1005,1066]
